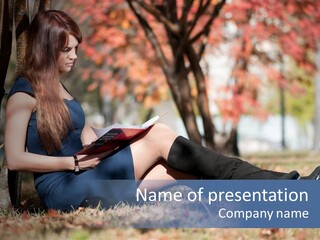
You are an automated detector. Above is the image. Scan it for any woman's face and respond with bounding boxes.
[57,34,79,74]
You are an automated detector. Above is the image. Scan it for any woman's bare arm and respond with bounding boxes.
[5,92,75,172]
[80,123,97,147]
[5,92,104,172]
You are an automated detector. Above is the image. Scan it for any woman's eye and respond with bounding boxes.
[61,48,71,53]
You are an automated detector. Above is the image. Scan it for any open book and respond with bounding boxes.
[76,115,160,155]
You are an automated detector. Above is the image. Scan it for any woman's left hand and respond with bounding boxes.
[75,151,112,170]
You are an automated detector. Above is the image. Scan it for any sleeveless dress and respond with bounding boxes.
[8,77,137,211]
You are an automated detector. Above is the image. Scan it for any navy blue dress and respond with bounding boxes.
[8,77,136,211]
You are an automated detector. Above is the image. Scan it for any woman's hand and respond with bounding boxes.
[75,151,113,170]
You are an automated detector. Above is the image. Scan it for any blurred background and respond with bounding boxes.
[2,0,320,156]
[1,3,320,238]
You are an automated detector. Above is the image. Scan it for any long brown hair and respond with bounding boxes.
[23,10,82,154]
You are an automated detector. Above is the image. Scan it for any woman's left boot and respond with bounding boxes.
[167,136,319,180]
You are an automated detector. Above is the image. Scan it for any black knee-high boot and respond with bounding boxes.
[167,136,308,180]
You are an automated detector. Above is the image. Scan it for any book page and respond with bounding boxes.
[91,115,160,138]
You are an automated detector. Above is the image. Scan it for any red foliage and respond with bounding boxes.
[215,0,320,121]
[67,0,320,121]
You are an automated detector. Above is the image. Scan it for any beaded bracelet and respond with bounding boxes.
[73,155,80,172]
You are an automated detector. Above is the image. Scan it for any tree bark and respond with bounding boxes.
[168,64,202,144]
[0,0,13,108]
[4,0,52,209]
[127,0,230,148]
[128,0,203,144]
[186,45,215,148]
[313,40,320,151]
[15,0,29,74]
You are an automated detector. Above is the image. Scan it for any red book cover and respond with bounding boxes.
[76,115,160,155]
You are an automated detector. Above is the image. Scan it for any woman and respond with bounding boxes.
[5,10,320,211]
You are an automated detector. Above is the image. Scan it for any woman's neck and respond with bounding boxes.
[59,82,74,100]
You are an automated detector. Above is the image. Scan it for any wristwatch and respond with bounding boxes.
[73,155,80,172]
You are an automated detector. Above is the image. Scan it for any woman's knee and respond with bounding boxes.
[151,123,171,131]
[130,123,178,162]
[148,123,177,139]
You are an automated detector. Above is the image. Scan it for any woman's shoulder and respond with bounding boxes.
[6,77,36,112]
[8,76,35,99]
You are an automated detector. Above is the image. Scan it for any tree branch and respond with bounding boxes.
[186,0,209,38]
[126,0,171,79]
[168,0,194,62]
[179,0,193,28]
[192,0,226,59]
[132,0,180,35]
[190,0,226,44]
[161,0,186,70]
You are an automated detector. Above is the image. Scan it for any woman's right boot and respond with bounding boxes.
[167,136,303,180]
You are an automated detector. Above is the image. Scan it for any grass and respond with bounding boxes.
[1,152,320,240]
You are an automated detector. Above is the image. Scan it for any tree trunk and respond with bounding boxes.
[127,0,203,145]
[126,0,233,150]
[186,45,215,148]
[313,40,320,151]
[15,0,29,74]
[163,3,203,145]
[168,67,202,144]
[224,125,240,156]
[4,0,52,209]
[166,32,202,144]
[0,0,13,108]
[0,0,14,209]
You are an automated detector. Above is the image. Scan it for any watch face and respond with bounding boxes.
[73,155,80,172]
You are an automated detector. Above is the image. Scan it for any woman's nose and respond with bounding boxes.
[69,49,77,59]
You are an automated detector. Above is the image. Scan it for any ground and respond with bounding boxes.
[1,152,319,240]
